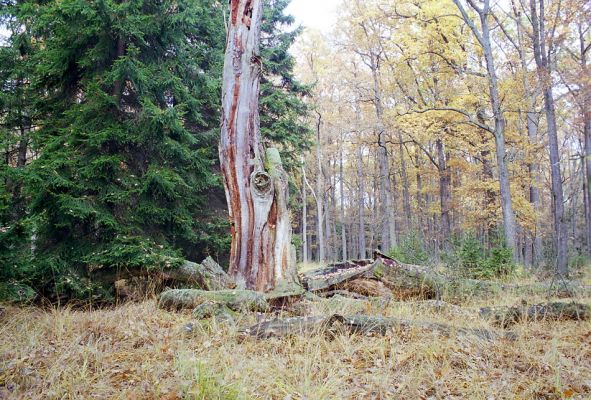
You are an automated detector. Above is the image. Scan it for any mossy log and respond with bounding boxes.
[0,282,36,304]
[480,302,591,327]
[159,257,235,290]
[241,313,510,341]
[158,289,268,312]
[302,252,590,300]
[92,256,235,294]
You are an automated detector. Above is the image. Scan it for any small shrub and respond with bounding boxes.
[388,231,429,265]
[442,232,515,279]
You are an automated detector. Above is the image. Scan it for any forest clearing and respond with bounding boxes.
[1,0,591,398]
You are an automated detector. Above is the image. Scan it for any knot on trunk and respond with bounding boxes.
[251,171,272,196]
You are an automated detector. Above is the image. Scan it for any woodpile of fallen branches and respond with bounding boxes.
[157,252,590,341]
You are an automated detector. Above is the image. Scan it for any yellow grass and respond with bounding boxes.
[1,290,590,399]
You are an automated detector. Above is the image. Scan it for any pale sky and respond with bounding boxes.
[285,0,340,33]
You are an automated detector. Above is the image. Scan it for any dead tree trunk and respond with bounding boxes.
[220,0,294,291]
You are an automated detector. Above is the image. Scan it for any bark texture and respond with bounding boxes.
[220,0,294,290]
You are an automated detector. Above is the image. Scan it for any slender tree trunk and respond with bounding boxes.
[357,145,367,258]
[301,158,308,264]
[398,132,411,230]
[339,132,347,260]
[530,0,568,274]
[514,3,543,266]
[584,158,591,254]
[219,0,294,290]
[480,7,517,259]
[437,138,451,249]
[415,150,424,237]
[580,24,591,257]
[453,0,518,260]
[369,54,396,251]
[315,112,325,262]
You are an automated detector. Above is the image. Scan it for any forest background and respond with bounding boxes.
[1,0,590,302]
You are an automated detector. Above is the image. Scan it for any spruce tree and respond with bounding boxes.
[13,0,225,299]
[260,0,312,171]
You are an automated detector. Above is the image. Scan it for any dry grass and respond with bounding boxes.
[1,290,590,399]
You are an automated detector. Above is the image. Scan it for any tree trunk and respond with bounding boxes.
[437,138,451,249]
[530,0,568,274]
[301,159,308,264]
[580,24,591,257]
[398,132,412,230]
[339,131,347,260]
[357,145,367,258]
[369,54,396,252]
[316,115,326,262]
[219,0,294,291]
[415,150,425,238]
[480,5,517,259]
[453,0,518,260]
[514,4,543,266]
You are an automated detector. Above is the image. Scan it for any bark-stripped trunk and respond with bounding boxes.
[530,0,568,274]
[220,0,294,291]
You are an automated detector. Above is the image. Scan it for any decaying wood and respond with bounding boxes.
[480,302,591,327]
[339,278,392,297]
[300,259,374,291]
[241,313,511,341]
[219,0,295,291]
[317,290,369,300]
[158,289,268,312]
[93,256,234,297]
[302,252,591,300]
[159,257,234,291]
[240,315,339,339]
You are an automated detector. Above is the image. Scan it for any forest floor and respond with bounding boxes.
[1,272,590,399]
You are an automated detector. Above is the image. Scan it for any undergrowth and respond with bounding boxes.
[1,287,590,399]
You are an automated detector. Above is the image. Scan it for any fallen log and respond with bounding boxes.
[158,289,268,312]
[301,252,591,300]
[92,256,235,297]
[480,302,591,327]
[300,259,375,291]
[160,257,235,291]
[240,313,511,341]
[239,315,340,339]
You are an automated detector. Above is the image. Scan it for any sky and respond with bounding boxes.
[285,0,340,33]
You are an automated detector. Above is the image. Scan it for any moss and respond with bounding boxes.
[0,282,36,304]
[158,289,268,312]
